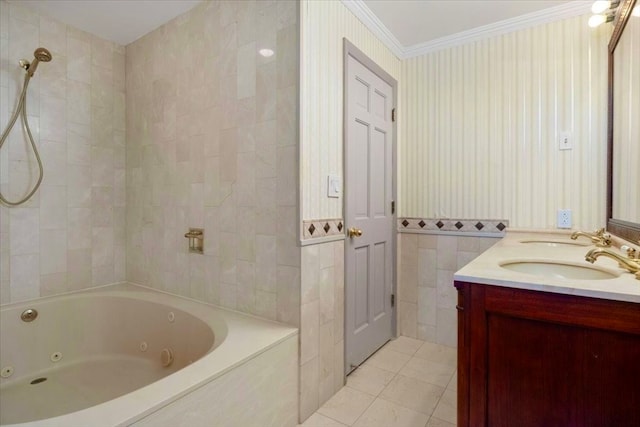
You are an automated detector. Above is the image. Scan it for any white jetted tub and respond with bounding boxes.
[0,284,298,427]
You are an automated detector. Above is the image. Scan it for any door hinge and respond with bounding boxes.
[391,200,395,214]
[391,294,395,307]
[392,108,396,122]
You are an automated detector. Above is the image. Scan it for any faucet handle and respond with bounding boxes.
[594,227,606,237]
[622,245,638,259]
[595,232,612,247]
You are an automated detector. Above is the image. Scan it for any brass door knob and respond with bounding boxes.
[348,227,363,238]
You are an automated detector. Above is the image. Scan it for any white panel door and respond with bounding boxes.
[345,53,395,373]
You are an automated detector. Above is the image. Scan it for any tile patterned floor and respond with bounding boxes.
[299,337,457,427]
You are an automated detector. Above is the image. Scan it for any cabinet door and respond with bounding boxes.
[486,314,584,427]
[584,329,640,427]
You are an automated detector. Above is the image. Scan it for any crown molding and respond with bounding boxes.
[341,0,593,60]
[403,1,593,58]
[340,0,405,59]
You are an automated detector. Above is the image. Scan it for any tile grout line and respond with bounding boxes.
[348,344,426,426]
[347,386,379,427]
[311,339,457,427]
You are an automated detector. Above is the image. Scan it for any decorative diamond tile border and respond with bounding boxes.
[398,218,509,234]
[303,218,507,239]
[303,218,345,240]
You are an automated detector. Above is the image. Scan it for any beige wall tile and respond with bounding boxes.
[40,271,67,296]
[400,233,418,265]
[40,228,66,274]
[9,207,39,255]
[319,266,335,324]
[398,302,417,338]
[417,287,436,326]
[418,248,437,287]
[417,324,437,343]
[2,3,125,302]
[398,233,499,347]
[10,253,39,301]
[334,339,345,392]
[300,357,320,421]
[399,262,417,303]
[277,264,300,326]
[40,141,67,186]
[319,321,335,404]
[301,300,320,364]
[300,239,345,417]
[301,244,319,304]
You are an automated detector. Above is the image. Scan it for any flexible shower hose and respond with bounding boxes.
[0,73,44,206]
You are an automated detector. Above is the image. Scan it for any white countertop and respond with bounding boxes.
[454,231,640,303]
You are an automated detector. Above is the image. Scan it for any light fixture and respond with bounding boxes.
[258,48,274,57]
[591,0,611,13]
[588,0,620,27]
[589,14,614,27]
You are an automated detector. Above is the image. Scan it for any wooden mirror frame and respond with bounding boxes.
[607,0,640,243]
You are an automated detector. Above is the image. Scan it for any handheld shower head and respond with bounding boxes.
[34,48,52,62]
[25,47,52,77]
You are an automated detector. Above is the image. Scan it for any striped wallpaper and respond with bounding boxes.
[300,0,401,221]
[399,15,611,229]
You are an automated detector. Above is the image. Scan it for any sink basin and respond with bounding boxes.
[519,240,590,247]
[500,261,618,280]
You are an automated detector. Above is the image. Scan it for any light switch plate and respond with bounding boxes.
[327,175,340,198]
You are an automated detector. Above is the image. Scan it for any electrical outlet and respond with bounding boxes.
[559,132,572,150]
[557,209,572,229]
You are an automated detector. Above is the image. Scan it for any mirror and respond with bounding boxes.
[608,0,640,243]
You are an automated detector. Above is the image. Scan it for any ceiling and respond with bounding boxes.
[20,0,203,46]
[363,0,573,47]
[346,0,592,57]
[19,0,592,54]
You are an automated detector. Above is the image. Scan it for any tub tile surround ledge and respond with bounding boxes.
[132,335,299,427]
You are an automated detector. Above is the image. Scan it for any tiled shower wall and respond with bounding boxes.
[0,1,126,304]
[300,239,345,420]
[125,1,300,324]
[398,233,500,347]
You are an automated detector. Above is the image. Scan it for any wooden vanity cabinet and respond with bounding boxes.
[455,281,640,427]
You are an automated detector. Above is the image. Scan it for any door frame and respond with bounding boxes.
[342,38,398,376]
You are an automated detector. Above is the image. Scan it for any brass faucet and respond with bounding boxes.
[585,247,640,280]
[570,228,612,247]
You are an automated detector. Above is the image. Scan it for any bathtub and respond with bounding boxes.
[0,283,298,427]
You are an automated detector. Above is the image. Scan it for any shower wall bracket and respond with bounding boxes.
[184,228,204,254]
